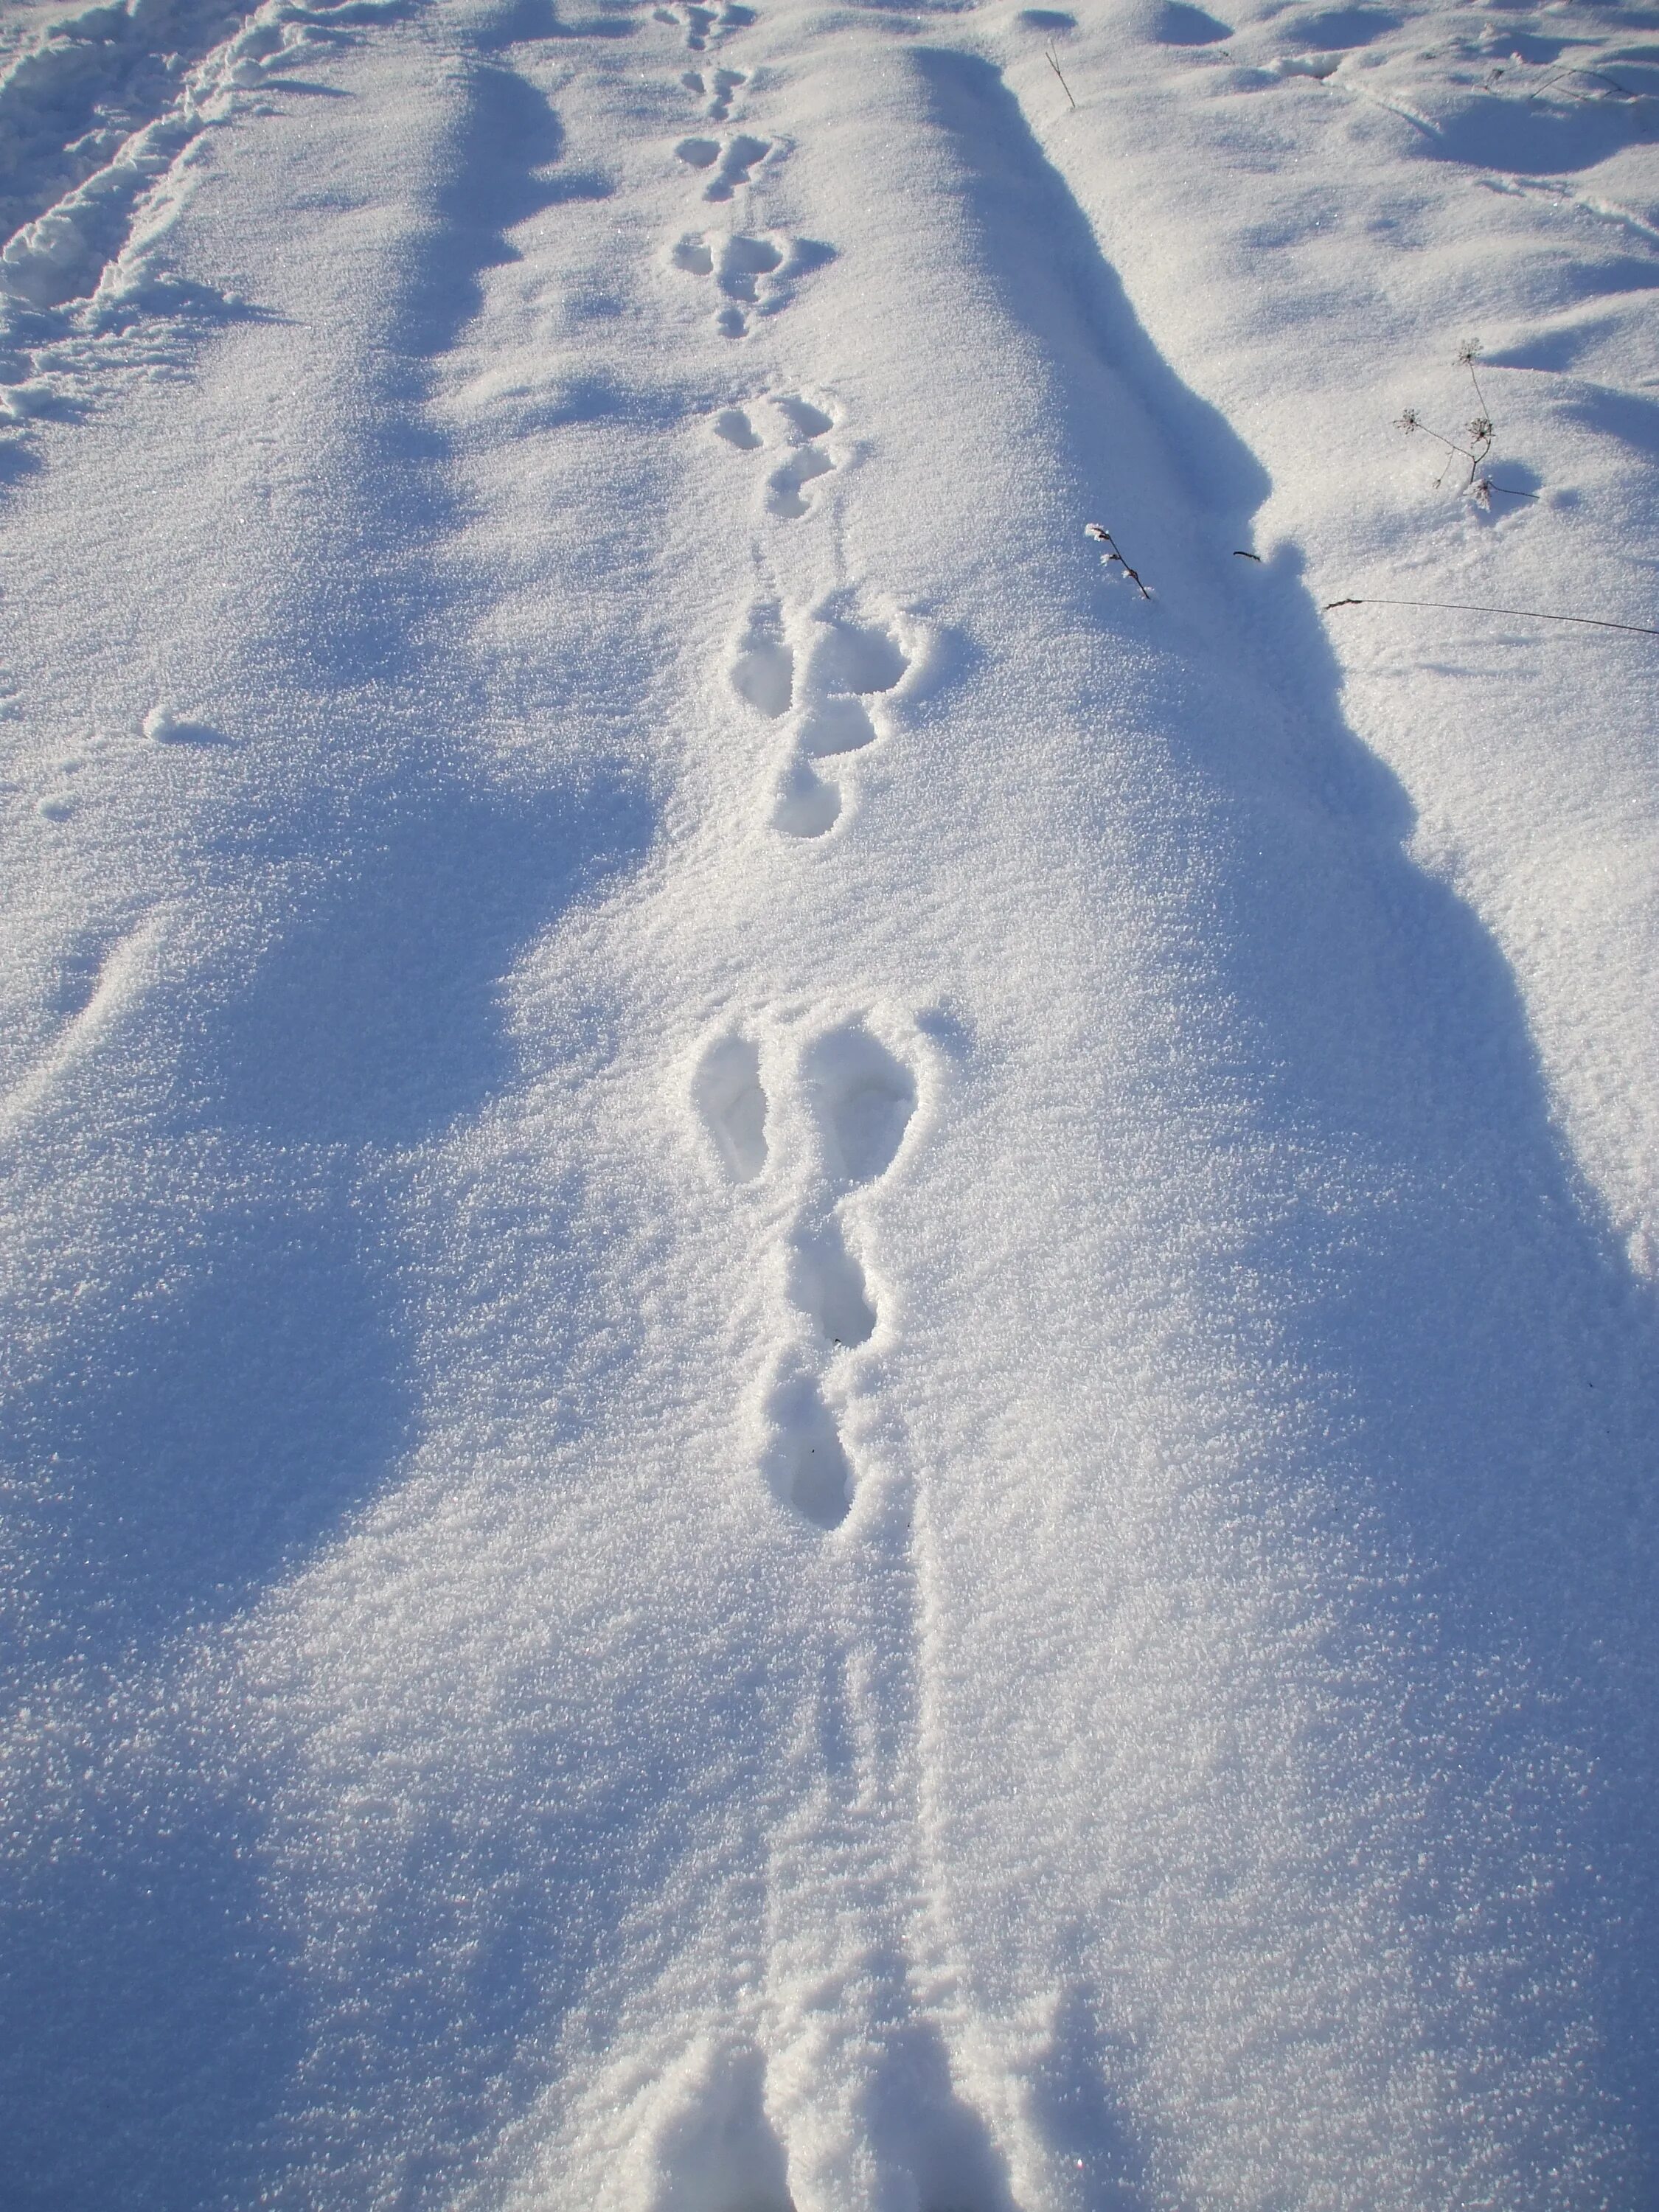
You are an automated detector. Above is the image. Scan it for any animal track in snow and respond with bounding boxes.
[765,395,838,517]
[768,1369,858,1529]
[683,66,746,121]
[790,1219,877,1349]
[712,404,763,449]
[709,392,841,515]
[801,1020,917,1188]
[697,1020,919,1531]
[655,1,754,52]
[807,613,910,698]
[771,757,841,838]
[773,394,833,439]
[766,446,834,514]
[672,231,833,337]
[797,692,877,758]
[768,603,914,839]
[675,132,771,201]
[729,599,794,717]
[770,1023,917,1527]
[695,1032,768,1182]
[721,594,914,837]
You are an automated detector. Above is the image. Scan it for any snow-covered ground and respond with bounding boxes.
[1,0,1657,2202]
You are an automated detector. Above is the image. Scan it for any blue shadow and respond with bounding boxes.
[1155,1,1233,45]
[1414,88,1652,176]
[476,0,641,42]
[1029,1988,1152,2210]
[396,63,612,364]
[212,776,651,1147]
[1274,6,1399,49]
[4,1189,413,1670]
[0,1789,306,2212]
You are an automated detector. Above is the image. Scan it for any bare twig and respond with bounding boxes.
[1086,521,1150,597]
[1471,475,1539,504]
[1456,336,1491,427]
[1486,60,1643,101]
[1572,64,1641,98]
[1233,549,1262,561]
[1046,47,1077,109]
[1397,400,1492,490]
[1533,63,1640,101]
[1397,344,1539,504]
[1324,594,1658,637]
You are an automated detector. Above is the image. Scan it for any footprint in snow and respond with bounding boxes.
[803,1020,918,1189]
[726,595,914,835]
[789,1218,877,1352]
[728,597,912,838]
[712,392,841,517]
[767,447,835,515]
[683,66,746,120]
[675,131,771,200]
[765,394,837,516]
[712,404,764,450]
[695,1032,768,1181]
[728,598,795,717]
[672,230,833,337]
[695,1020,918,1528]
[655,1,754,52]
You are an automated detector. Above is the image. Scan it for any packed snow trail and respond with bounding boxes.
[1,0,1657,2206]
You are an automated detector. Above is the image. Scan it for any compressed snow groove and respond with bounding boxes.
[0,0,400,439]
[0,0,249,245]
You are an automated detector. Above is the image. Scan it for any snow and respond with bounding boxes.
[0,0,1655,2202]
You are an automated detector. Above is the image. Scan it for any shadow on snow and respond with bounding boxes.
[918,43,1659,2194]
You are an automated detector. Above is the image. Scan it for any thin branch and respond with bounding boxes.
[1085,522,1150,597]
[1486,60,1643,102]
[1571,64,1641,98]
[1398,376,1532,501]
[1046,48,1077,109]
[1456,338,1491,426]
[1324,594,1659,637]
[1470,475,1539,504]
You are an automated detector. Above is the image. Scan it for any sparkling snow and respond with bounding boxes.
[1,0,1657,2203]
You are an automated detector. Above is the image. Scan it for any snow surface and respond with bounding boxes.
[1,0,1657,2202]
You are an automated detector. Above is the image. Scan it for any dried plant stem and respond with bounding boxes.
[1047,49,1077,109]
[1485,60,1641,100]
[1398,341,1537,504]
[1324,593,1659,638]
[1085,522,1150,597]
[1461,344,1491,425]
